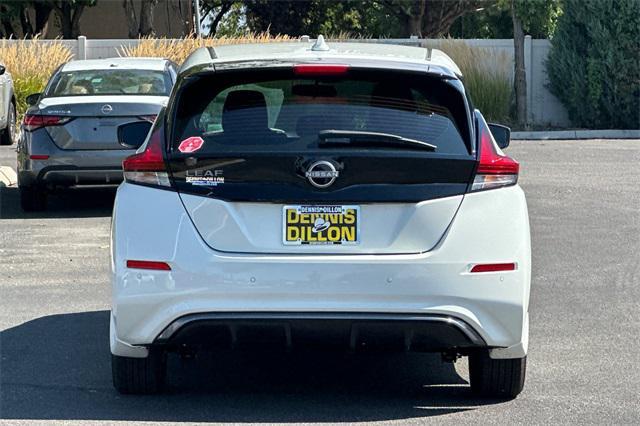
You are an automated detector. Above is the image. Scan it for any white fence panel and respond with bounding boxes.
[1,36,571,127]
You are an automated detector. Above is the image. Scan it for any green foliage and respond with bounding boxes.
[429,40,512,123]
[450,0,561,39]
[546,0,640,129]
[14,76,47,120]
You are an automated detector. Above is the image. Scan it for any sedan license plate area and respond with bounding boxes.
[283,205,360,245]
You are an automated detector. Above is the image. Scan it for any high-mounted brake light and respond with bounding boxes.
[122,126,171,187]
[470,263,517,273]
[23,114,72,132]
[126,260,171,271]
[294,64,350,76]
[471,121,519,192]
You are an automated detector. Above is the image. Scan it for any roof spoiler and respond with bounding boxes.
[180,46,217,74]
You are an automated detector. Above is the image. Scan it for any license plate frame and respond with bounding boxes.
[282,205,360,245]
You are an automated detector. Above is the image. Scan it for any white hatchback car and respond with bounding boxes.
[111,38,531,398]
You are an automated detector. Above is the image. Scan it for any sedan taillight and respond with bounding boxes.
[22,114,72,132]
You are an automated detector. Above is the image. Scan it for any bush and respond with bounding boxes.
[0,37,73,120]
[546,0,640,129]
[118,33,292,65]
[427,39,512,124]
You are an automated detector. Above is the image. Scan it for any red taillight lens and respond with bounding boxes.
[470,263,517,273]
[126,260,171,271]
[23,114,71,131]
[122,126,171,187]
[471,121,519,191]
[294,64,350,76]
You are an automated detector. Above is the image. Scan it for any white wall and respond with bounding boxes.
[4,36,572,127]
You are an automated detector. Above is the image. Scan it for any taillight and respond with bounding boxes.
[471,121,519,192]
[23,114,72,132]
[294,64,350,76]
[122,126,171,188]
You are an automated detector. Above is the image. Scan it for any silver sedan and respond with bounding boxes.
[17,57,177,211]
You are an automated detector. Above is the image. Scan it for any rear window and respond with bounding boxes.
[47,69,171,97]
[173,69,470,155]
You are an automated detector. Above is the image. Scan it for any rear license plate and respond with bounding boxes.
[283,205,360,245]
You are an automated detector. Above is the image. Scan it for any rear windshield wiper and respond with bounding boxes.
[318,130,437,151]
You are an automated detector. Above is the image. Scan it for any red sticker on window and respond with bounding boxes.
[178,136,204,153]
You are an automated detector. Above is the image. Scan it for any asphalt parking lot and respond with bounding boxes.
[0,139,639,425]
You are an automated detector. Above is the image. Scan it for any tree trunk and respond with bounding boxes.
[57,2,74,38]
[19,4,34,38]
[139,0,159,37]
[34,3,53,36]
[123,0,139,38]
[421,0,480,38]
[70,4,85,38]
[208,1,234,37]
[0,5,18,38]
[512,0,527,127]
[407,0,426,37]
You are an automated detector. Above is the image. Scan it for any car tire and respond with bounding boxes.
[20,186,47,212]
[468,351,526,399]
[0,102,16,145]
[111,350,166,394]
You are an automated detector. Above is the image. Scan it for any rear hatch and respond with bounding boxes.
[39,66,171,150]
[168,66,475,254]
[39,96,165,150]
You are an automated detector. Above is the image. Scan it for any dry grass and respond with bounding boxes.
[427,39,513,123]
[0,36,73,118]
[119,33,293,64]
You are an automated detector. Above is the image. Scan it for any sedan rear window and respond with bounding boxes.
[173,69,470,155]
[47,69,171,97]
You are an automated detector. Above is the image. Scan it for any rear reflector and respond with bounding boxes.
[294,64,350,75]
[470,263,516,273]
[23,114,72,132]
[30,155,49,160]
[126,260,171,271]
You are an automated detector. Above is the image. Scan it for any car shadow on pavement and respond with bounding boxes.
[0,186,115,219]
[0,311,507,423]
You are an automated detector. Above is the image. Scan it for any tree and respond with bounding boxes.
[244,0,323,36]
[510,0,561,127]
[123,0,160,38]
[200,0,237,36]
[511,0,526,127]
[374,0,486,37]
[547,0,640,129]
[50,0,97,38]
[0,1,53,38]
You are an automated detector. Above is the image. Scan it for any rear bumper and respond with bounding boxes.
[38,166,123,186]
[155,312,485,349]
[111,183,531,360]
[17,129,133,187]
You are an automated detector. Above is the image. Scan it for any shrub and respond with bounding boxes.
[427,39,512,124]
[119,33,292,65]
[0,37,73,119]
[546,0,640,129]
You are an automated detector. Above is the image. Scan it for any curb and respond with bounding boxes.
[0,166,17,187]
[512,129,640,140]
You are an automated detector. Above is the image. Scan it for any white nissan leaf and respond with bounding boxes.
[111,38,531,397]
